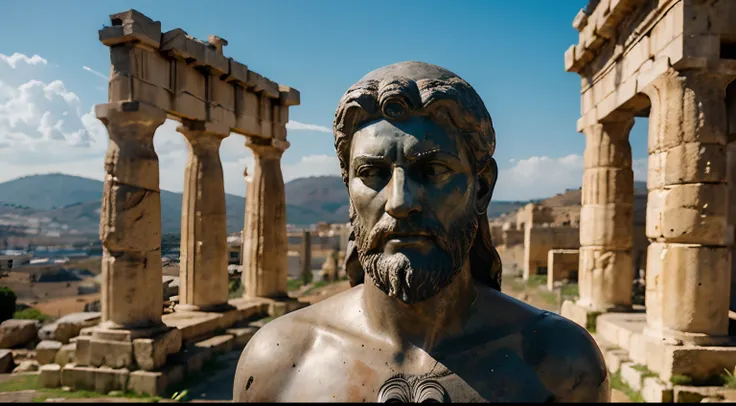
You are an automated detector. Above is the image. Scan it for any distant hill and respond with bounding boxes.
[0,174,641,236]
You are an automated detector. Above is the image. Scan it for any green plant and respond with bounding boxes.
[228,279,243,299]
[585,311,601,333]
[560,283,579,299]
[722,368,736,389]
[13,307,50,322]
[0,286,17,322]
[609,371,644,402]
[670,374,693,386]
[287,278,303,292]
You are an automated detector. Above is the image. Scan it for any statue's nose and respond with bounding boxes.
[385,167,420,218]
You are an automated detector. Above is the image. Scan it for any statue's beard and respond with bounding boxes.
[351,204,478,304]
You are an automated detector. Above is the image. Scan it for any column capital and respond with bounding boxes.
[95,101,167,128]
[176,119,230,142]
[245,136,290,157]
[581,117,635,141]
[641,68,736,105]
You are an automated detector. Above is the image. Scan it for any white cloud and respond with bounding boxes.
[493,154,648,201]
[286,120,332,133]
[0,53,47,69]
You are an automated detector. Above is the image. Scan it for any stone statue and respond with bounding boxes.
[233,61,609,403]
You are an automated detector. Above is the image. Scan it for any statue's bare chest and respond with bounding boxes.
[274,336,554,403]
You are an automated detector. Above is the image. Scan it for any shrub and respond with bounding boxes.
[13,308,50,322]
[0,287,17,322]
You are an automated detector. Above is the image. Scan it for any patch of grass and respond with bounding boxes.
[560,283,579,299]
[723,368,736,389]
[610,371,645,403]
[287,278,304,292]
[538,290,559,306]
[13,308,51,322]
[526,275,547,289]
[670,374,693,386]
[0,374,160,402]
[585,311,601,333]
[631,364,658,380]
[302,280,331,296]
[228,279,243,299]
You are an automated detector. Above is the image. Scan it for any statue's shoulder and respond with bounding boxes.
[233,285,365,401]
[523,311,611,402]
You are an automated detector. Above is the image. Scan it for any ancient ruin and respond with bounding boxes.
[13,8,304,395]
[563,0,736,401]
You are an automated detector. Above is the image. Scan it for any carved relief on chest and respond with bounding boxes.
[376,371,452,403]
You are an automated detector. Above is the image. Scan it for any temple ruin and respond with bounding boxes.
[33,9,303,395]
[562,0,736,401]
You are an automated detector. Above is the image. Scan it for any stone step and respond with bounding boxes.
[225,326,259,349]
[194,335,234,354]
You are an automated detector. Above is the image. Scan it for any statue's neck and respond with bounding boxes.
[361,261,477,353]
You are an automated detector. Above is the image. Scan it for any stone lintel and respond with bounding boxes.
[226,58,249,85]
[572,9,588,31]
[278,86,301,106]
[177,119,231,140]
[247,71,279,99]
[99,9,162,49]
[246,136,290,155]
[160,28,229,76]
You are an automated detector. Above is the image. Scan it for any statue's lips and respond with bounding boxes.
[382,232,434,247]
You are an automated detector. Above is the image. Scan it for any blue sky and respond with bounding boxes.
[0,0,649,200]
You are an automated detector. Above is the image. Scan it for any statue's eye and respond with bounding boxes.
[357,166,388,179]
[421,163,451,179]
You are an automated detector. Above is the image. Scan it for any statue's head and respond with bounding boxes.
[334,61,502,304]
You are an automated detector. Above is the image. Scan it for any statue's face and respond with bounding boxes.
[349,116,479,304]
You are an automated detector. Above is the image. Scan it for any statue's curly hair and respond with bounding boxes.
[333,61,503,291]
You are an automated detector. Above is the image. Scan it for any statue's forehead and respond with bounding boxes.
[351,118,463,158]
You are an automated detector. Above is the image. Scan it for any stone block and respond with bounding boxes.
[604,349,630,374]
[39,364,61,388]
[642,377,673,403]
[108,75,172,112]
[579,204,633,249]
[269,302,288,318]
[128,370,166,396]
[646,184,729,245]
[226,58,248,85]
[560,300,590,329]
[578,247,634,310]
[95,367,129,394]
[100,185,162,251]
[581,167,634,205]
[38,312,100,344]
[98,254,164,329]
[636,57,670,94]
[133,327,182,371]
[35,340,62,365]
[194,334,234,354]
[629,333,648,365]
[226,326,259,348]
[645,243,731,339]
[12,360,38,373]
[0,319,39,349]
[61,364,96,391]
[74,336,91,366]
[55,343,75,367]
[99,9,162,48]
[184,347,212,374]
[278,85,300,107]
[674,386,736,403]
[620,362,644,391]
[648,143,727,188]
[0,349,14,373]
[89,338,133,369]
[622,36,651,79]
[160,29,229,75]
[649,1,683,55]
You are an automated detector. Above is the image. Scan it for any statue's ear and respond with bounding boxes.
[474,157,497,215]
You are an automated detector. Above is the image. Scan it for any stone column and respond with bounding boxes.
[642,69,734,345]
[175,120,231,312]
[96,101,167,331]
[241,137,290,298]
[577,118,635,312]
[727,82,736,312]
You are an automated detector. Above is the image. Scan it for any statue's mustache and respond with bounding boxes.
[363,215,450,252]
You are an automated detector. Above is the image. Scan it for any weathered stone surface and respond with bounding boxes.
[89,338,133,369]
[0,320,39,349]
[646,242,731,339]
[99,9,162,48]
[577,247,633,311]
[132,327,181,371]
[35,340,62,365]
[54,343,75,367]
[61,363,96,391]
[12,360,38,373]
[128,370,166,396]
[39,364,61,388]
[38,312,100,344]
[242,138,290,298]
[176,122,230,311]
[619,362,643,391]
[194,334,234,354]
[0,349,14,373]
[641,377,673,403]
[95,367,129,394]
[226,326,259,348]
[73,336,91,366]
[648,142,727,188]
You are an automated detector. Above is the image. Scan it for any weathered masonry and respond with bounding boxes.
[562,0,736,393]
